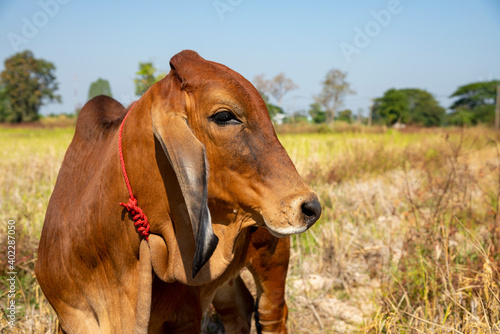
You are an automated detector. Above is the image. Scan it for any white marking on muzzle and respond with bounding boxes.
[266,225,309,238]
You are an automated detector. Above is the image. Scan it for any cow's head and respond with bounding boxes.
[146,50,321,280]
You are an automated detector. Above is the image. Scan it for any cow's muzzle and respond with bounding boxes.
[264,193,322,238]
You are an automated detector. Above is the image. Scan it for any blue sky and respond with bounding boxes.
[1,0,499,116]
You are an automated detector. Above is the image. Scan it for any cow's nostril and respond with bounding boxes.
[302,205,315,218]
[301,199,322,225]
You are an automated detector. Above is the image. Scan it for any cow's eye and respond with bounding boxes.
[211,110,241,126]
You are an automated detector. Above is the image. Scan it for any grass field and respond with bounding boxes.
[1,124,499,333]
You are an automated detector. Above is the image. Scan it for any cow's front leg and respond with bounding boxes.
[211,275,255,333]
[246,228,290,334]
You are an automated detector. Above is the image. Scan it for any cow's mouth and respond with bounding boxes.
[265,224,309,238]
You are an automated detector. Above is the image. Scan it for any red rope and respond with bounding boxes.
[118,102,150,240]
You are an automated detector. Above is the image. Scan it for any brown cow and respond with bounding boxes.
[36,50,320,333]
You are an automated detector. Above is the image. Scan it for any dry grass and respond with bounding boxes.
[279,126,500,333]
[275,121,388,135]
[0,127,73,333]
[1,125,499,333]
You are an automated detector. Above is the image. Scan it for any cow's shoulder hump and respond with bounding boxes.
[75,95,126,141]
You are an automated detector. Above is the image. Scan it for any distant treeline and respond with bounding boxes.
[0,50,497,127]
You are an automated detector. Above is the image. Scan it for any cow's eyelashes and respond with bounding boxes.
[211,110,242,126]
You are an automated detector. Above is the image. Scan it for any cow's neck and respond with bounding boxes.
[119,98,249,286]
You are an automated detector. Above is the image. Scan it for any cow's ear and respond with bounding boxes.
[151,74,219,278]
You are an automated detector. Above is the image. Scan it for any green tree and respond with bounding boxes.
[308,102,327,124]
[448,80,499,125]
[450,81,499,110]
[402,89,445,126]
[88,78,112,100]
[134,62,166,96]
[0,50,61,122]
[473,104,495,124]
[315,69,355,125]
[374,88,444,126]
[0,84,9,122]
[447,107,475,126]
[337,109,353,123]
[373,89,409,126]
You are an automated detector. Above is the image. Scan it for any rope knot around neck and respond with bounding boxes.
[118,102,150,241]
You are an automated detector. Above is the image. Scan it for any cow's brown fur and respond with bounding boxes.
[36,50,320,333]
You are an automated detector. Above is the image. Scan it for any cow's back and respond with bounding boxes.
[36,96,133,332]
